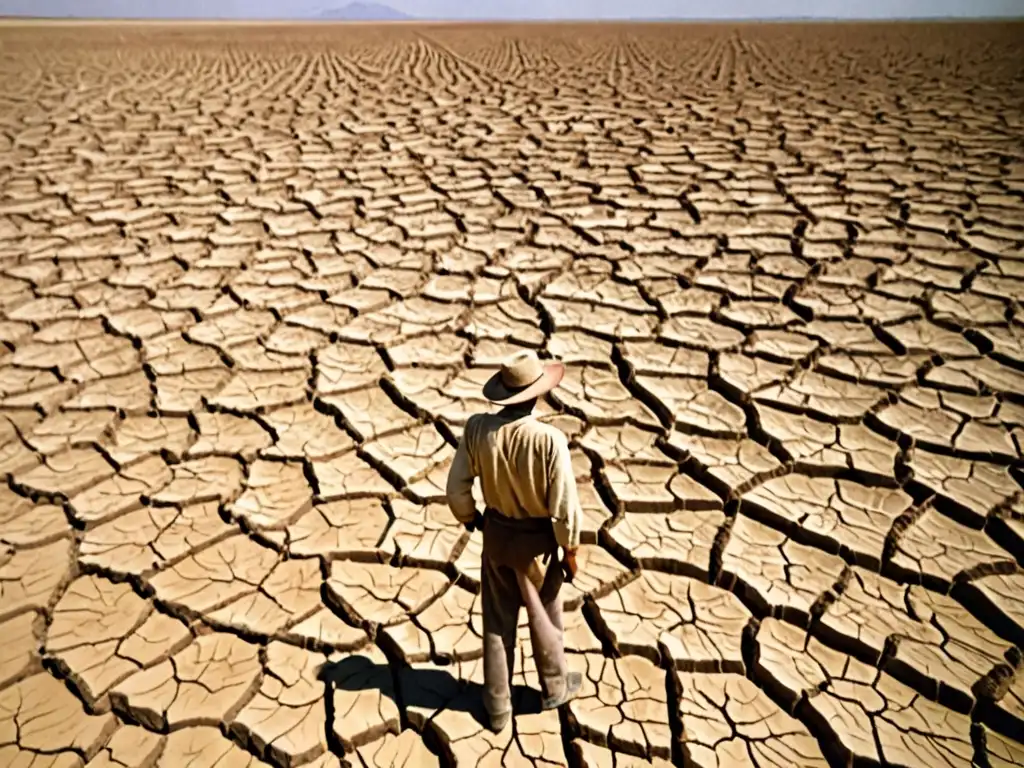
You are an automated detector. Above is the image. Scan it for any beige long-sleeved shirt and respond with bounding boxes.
[445,412,582,550]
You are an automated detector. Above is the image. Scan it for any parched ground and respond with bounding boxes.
[0,19,1023,768]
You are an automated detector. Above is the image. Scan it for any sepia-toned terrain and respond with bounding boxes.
[1,20,1023,768]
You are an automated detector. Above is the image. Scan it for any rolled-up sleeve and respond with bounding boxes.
[446,429,477,525]
[546,435,582,550]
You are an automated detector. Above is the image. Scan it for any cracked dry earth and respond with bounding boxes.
[0,19,1023,768]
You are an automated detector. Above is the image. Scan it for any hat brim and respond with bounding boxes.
[482,361,565,406]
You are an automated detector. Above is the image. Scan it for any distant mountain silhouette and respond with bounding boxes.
[317,2,412,20]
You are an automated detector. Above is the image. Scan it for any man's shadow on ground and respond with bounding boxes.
[318,654,545,733]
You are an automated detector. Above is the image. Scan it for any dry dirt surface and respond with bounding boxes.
[0,19,1024,768]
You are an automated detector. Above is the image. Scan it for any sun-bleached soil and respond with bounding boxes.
[0,19,1023,768]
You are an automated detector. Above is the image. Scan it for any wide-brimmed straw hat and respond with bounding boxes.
[482,350,565,406]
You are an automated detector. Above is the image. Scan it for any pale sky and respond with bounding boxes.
[0,0,1020,19]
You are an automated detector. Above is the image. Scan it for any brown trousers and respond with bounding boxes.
[480,510,569,719]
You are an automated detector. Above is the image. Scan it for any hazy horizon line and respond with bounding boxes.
[2,13,1022,22]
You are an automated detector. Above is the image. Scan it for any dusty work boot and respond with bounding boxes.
[488,709,511,733]
[541,671,583,710]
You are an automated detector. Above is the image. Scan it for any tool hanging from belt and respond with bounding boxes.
[542,544,574,584]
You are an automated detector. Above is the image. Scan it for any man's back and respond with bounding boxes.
[447,411,581,551]
[465,412,561,518]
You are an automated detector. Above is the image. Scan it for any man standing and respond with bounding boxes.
[445,349,584,733]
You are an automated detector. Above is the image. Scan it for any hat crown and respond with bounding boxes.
[500,350,544,390]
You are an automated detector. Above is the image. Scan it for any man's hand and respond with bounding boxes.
[464,510,485,534]
[561,547,578,583]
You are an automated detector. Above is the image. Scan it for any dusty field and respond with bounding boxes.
[1,20,1024,768]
